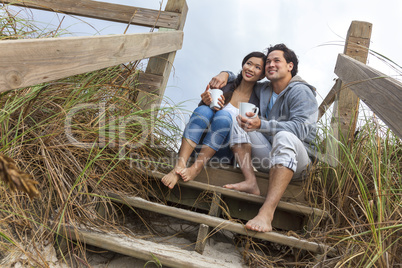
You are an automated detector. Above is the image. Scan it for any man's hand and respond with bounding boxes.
[237,113,261,131]
[201,85,225,110]
[209,72,229,89]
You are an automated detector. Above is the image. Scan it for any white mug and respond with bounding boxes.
[209,89,223,109]
[239,102,259,118]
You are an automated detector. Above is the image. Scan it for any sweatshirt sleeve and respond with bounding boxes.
[259,84,318,141]
[225,71,236,83]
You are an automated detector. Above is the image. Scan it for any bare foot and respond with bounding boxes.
[223,181,260,195]
[177,166,200,182]
[161,167,182,189]
[245,213,272,232]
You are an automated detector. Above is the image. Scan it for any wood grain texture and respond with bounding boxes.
[136,0,188,109]
[61,225,234,268]
[0,31,183,92]
[332,21,372,144]
[147,169,328,219]
[318,79,342,120]
[2,0,181,29]
[107,193,336,256]
[335,54,402,138]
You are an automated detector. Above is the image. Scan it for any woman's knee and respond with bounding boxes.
[212,110,232,128]
[189,105,214,126]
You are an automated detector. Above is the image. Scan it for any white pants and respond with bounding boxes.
[248,131,311,180]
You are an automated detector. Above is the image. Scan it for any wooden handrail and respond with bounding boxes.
[1,0,181,29]
[0,31,183,92]
[335,54,402,139]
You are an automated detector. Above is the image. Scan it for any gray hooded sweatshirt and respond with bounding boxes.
[228,73,318,157]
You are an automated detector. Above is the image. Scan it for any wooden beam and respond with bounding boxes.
[136,0,188,109]
[318,79,342,120]
[2,0,181,29]
[136,73,163,93]
[332,21,372,144]
[195,192,222,254]
[335,54,402,139]
[147,180,304,231]
[107,193,336,256]
[147,170,328,219]
[0,31,183,92]
[61,225,235,268]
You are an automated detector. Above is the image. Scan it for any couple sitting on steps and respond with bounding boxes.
[162,43,318,233]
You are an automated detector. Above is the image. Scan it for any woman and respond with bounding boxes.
[162,51,266,189]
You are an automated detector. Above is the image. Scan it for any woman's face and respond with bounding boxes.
[241,57,265,82]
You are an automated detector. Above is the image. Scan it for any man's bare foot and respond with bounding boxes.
[223,181,260,195]
[245,213,272,232]
[177,166,200,182]
[161,167,183,189]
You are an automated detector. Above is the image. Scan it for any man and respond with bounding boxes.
[209,44,318,232]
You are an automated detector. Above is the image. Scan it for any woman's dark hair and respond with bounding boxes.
[224,51,266,104]
[267,43,298,77]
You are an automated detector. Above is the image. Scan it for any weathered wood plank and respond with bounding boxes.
[146,170,328,219]
[0,31,183,92]
[332,21,372,144]
[318,79,342,120]
[2,0,181,29]
[136,0,188,109]
[136,72,163,93]
[195,192,221,254]
[335,53,402,138]
[107,193,336,256]
[61,225,234,268]
[147,179,304,231]
[195,164,306,203]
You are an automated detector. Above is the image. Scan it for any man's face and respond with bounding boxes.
[265,50,293,81]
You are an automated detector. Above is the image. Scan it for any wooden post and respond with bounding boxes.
[195,192,222,254]
[331,21,372,145]
[136,0,188,110]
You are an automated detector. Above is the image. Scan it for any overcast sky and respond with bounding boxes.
[7,0,402,119]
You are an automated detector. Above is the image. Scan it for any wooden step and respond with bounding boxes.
[59,224,236,268]
[146,169,328,220]
[106,192,336,257]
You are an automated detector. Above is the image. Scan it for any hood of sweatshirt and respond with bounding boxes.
[282,75,317,97]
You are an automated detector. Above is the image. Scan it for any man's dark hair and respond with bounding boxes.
[267,44,298,77]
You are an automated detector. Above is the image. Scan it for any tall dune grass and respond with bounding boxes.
[304,106,402,267]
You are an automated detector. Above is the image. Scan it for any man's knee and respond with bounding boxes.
[272,131,299,150]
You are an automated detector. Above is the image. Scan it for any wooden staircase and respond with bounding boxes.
[59,164,335,267]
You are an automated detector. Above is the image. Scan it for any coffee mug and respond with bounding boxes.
[239,102,259,118]
[209,89,223,109]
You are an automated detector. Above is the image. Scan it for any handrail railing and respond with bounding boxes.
[1,0,182,29]
[0,0,188,109]
[0,31,183,92]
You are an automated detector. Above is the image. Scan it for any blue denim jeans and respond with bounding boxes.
[183,105,233,160]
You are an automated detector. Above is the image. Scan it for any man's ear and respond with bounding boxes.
[288,62,294,72]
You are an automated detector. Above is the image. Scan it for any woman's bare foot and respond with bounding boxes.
[223,181,260,195]
[161,167,183,189]
[245,213,272,232]
[177,165,201,182]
